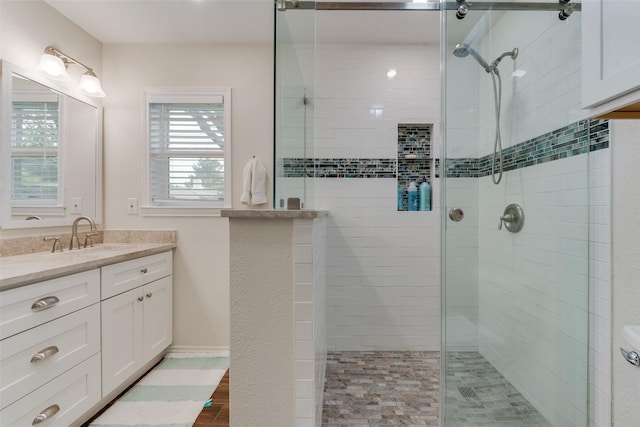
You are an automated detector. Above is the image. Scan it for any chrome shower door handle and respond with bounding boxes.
[620,348,640,367]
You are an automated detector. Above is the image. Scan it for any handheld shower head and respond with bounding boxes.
[490,48,519,70]
[453,43,492,73]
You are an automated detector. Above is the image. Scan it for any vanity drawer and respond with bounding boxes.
[101,251,172,299]
[0,269,100,340]
[0,353,101,427]
[0,304,100,409]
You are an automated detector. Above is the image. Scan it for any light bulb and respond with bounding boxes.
[37,53,71,81]
[78,72,106,98]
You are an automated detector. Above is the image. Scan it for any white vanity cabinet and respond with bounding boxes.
[0,270,101,426]
[100,252,173,396]
[0,247,174,426]
[582,0,640,115]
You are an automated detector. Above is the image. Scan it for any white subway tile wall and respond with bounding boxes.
[478,155,590,426]
[311,42,442,351]
[588,148,611,427]
[293,217,327,427]
[313,179,441,351]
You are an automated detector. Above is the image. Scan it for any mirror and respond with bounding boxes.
[1,60,102,229]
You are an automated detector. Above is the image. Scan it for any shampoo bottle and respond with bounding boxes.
[408,181,418,211]
[397,186,404,211]
[419,179,431,211]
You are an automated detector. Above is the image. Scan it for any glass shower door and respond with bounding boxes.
[442,2,590,426]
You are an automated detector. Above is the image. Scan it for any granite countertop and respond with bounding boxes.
[221,209,328,219]
[0,242,176,291]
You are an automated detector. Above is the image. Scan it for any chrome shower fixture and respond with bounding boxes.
[558,1,575,20]
[452,44,518,74]
[456,0,469,20]
[452,43,519,185]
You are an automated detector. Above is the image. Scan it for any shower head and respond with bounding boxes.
[453,44,519,74]
[453,43,492,73]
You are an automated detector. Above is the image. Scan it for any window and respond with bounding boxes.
[11,98,61,206]
[144,88,231,212]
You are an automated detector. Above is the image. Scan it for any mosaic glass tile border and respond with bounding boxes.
[282,158,396,178]
[444,118,609,178]
[281,119,608,179]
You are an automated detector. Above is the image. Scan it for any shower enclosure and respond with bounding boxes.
[275,1,607,426]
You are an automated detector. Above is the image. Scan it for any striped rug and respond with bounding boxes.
[89,353,229,427]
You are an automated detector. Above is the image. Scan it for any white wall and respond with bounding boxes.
[478,156,590,426]
[101,43,273,349]
[0,0,102,96]
[309,43,442,351]
[611,120,640,427]
[475,10,584,153]
[589,148,612,427]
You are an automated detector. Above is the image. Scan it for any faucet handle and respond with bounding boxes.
[43,236,63,253]
[83,232,99,248]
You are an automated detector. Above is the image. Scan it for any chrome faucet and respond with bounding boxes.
[70,216,97,250]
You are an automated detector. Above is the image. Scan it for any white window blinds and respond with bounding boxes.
[11,101,60,203]
[145,89,230,208]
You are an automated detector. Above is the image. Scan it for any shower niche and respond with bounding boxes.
[397,123,433,211]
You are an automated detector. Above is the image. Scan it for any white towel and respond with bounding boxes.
[251,158,267,205]
[241,158,253,205]
[240,157,267,206]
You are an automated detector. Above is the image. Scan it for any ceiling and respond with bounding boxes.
[43,0,451,45]
[44,0,275,44]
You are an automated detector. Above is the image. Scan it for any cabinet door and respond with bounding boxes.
[101,288,143,396]
[142,276,173,362]
[583,0,640,107]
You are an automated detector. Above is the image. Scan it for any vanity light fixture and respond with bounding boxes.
[37,46,106,98]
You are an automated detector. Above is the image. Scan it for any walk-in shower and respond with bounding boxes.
[275,1,605,426]
[453,43,518,184]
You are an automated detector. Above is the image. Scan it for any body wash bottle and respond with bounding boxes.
[397,186,404,211]
[408,181,418,211]
[419,179,431,211]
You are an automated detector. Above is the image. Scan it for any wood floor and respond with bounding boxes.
[193,369,230,426]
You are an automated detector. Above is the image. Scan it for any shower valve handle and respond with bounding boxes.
[498,213,514,229]
[498,213,514,230]
[498,204,524,232]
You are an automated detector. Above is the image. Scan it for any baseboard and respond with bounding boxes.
[168,345,230,357]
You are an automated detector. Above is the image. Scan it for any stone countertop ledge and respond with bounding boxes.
[220,209,328,219]
[0,230,176,291]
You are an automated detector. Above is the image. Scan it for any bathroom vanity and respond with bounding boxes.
[0,241,175,426]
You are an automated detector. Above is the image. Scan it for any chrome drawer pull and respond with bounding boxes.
[30,345,59,363]
[31,296,60,312]
[32,404,60,425]
[141,268,148,274]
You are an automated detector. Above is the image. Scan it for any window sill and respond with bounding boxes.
[140,205,230,217]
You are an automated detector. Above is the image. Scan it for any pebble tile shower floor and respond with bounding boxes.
[321,351,550,427]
